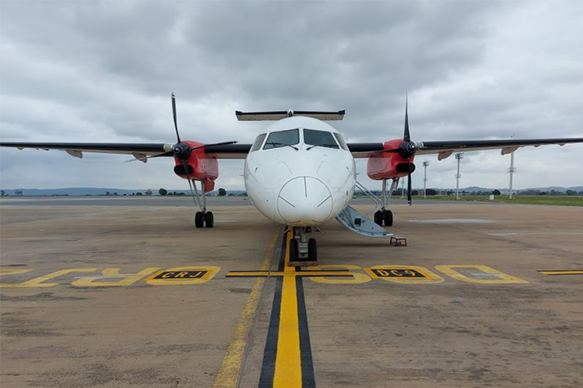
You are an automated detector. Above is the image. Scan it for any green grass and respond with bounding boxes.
[417,195,583,206]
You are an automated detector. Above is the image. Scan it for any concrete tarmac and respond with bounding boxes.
[1,200,582,387]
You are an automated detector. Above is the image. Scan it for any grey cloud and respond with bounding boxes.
[1,0,582,191]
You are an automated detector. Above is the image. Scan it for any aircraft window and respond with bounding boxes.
[263,129,299,150]
[304,129,339,149]
[333,132,349,150]
[251,133,267,152]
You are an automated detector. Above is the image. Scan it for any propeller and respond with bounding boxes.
[381,97,417,205]
[403,98,413,205]
[172,93,181,143]
[126,93,237,163]
[169,94,240,208]
[170,93,198,205]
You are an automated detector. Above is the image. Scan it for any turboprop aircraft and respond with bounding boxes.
[2,94,582,262]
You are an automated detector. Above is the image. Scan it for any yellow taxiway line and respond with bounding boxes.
[212,228,281,388]
[539,270,583,276]
[273,231,302,387]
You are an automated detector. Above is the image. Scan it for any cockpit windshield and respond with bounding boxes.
[304,129,339,149]
[263,129,299,150]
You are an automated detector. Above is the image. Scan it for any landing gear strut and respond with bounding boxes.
[374,178,397,227]
[191,179,214,228]
[289,227,318,265]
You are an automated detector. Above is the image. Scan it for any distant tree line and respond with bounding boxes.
[365,188,583,197]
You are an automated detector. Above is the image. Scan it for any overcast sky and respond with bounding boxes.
[1,0,582,191]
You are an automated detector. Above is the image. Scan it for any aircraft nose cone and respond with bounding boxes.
[277,176,333,225]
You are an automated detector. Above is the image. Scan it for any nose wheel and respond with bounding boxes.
[307,238,317,261]
[289,227,318,266]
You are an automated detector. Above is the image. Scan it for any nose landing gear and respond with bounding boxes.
[289,227,318,266]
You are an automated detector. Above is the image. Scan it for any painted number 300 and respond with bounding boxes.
[0,264,528,288]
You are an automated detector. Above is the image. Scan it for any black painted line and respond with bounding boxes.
[258,232,287,387]
[258,276,283,387]
[296,276,316,388]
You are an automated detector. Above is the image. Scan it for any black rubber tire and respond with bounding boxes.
[384,210,393,227]
[374,210,383,226]
[289,238,299,262]
[194,212,204,228]
[308,238,317,261]
[204,212,214,228]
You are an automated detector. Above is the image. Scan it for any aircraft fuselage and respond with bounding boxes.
[244,116,356,227]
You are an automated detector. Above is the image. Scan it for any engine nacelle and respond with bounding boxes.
[173,141,219,192]
[367,139,416,180]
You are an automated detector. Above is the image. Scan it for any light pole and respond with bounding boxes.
[423,161,429,198]
[455,153,463,200]
[508,151,517,199]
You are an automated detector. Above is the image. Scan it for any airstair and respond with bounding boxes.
[335,181,396,238]
[336,205,393,238]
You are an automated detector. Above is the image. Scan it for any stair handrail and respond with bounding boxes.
[355,181,383,212]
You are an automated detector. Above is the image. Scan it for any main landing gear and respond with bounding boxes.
[186,178,214,228]
[374,178,398,227]
[194,211,214,228]
[374,209,393,227]
[289,227,318,265]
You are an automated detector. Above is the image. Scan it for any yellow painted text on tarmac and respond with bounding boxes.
[365,265,444,284]
[308,264,371,284]
[146,266,220,285]
[0,269,34,288]
[72,267,160,287]
[435,265,528,284]
[0,268,97,288]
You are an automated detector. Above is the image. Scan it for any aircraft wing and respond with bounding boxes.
[348,138,583,159]
[0,142,252,160]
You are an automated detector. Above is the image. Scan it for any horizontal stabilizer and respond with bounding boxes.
[236,110,345,121]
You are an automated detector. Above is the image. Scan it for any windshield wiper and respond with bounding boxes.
[306,144,338,150]
[265,142,298,150]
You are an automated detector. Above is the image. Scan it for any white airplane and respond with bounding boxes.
[2,94,582,262]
